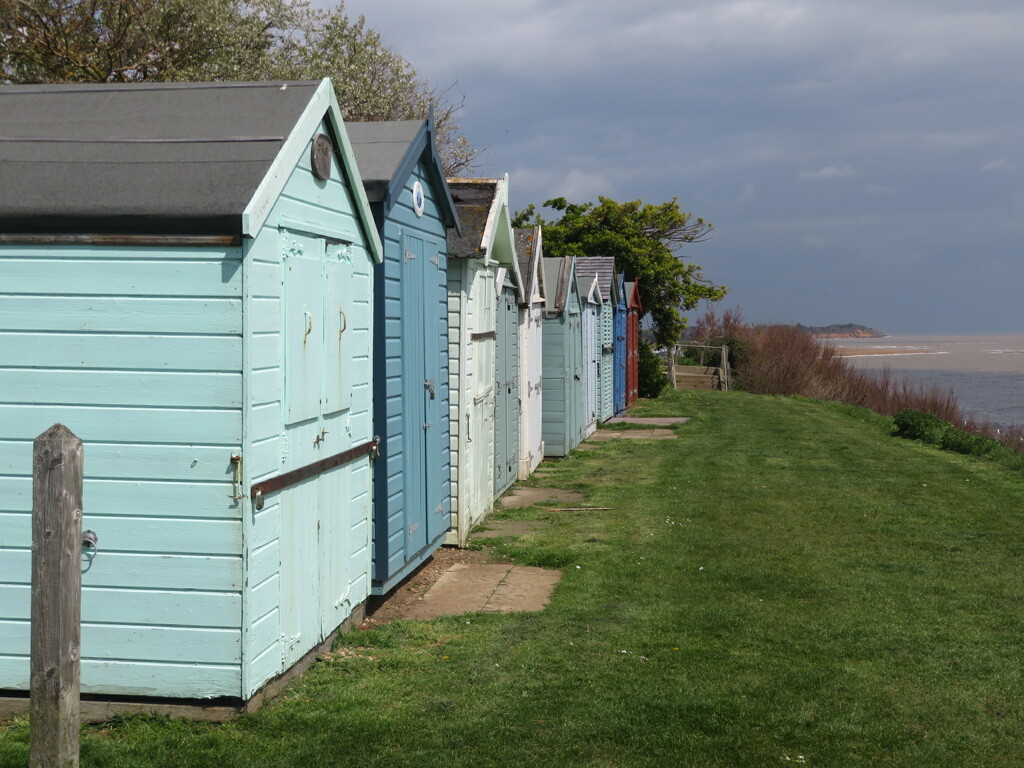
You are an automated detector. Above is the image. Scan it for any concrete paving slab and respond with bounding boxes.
[484,567,562,613]
[403,563,561,619]
[499,486,585,508]
[472,519,549,539]
[605,416,690,425]
[587,428,678,441]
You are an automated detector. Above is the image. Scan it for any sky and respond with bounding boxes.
[338,0,1023,334]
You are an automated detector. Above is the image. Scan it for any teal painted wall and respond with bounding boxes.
[241,117,374,698]
[0,240,245,698]
[598,302,615,422]
[0,116,375,701]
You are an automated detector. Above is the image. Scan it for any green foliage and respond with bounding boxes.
[894,409,1008,460]
[514,196,726,346]
[893,409,951,443]
[0,0,478,173]
[637,338,668,398]
[939,428,1001,457]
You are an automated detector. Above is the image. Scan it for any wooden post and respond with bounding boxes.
[30,424,83,768]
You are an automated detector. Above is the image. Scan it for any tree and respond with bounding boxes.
[513,197,726,346]
[0,0,478,173]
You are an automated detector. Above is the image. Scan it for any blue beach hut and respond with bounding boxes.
[613,271,629,414]
[347,118,459,596]
[0,79,382,705]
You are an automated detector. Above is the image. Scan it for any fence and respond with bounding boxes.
[30,423,87,768]
[668,343,731,391]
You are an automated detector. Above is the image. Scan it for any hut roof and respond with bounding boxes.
[575,256,617,304]
[447,175,523,295]
[447,178,499,258]
[513,225,545,304]
[0,79,379,249]
[347,116,459,230]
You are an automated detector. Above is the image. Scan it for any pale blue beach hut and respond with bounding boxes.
[0,79,382,704]
[541,255,586,457]
[347,118,459,595]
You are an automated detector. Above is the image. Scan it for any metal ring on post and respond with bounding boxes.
[81,529,98,562]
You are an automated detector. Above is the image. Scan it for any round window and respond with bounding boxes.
[412,181,426,217]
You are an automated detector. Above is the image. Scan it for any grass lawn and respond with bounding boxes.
[4,390,1024,767]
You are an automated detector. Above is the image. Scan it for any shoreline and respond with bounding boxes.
[831,348,941,357]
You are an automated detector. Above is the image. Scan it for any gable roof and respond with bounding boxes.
[625,280,643,311]
[346,113,459,231]
[575,257,616,306]
[447,174,523,296]
[0,79,382,257]
[513,225,545,305]
[542,255,579,315]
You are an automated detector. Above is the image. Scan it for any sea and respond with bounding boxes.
[825,333,1024,430]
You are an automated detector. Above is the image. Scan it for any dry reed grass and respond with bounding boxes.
[690,309,1023,453]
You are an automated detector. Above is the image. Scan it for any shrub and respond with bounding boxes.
[705,336,752,370]
[939,428,1001,457]
[638,339,669,398]
[689,308,1024,458]
[893,410,950,443]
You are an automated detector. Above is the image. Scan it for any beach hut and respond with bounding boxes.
[613,271,629,414]
[541,256,586,457]
[514,227,546,478]
[626,280,643,408]
[347,117,459,596]
[575,257,618,423]
[580,272,601,437]
[0,79,382,703]
[494,267,521,497]
[446,176,521,545]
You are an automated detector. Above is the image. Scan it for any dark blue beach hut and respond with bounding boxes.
[613,271,628,414]
[347,118,459,596]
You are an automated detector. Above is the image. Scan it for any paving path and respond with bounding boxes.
[403,563,562,619]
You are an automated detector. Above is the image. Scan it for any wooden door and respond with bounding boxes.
[494,283,519,497]
[280,230,365,666]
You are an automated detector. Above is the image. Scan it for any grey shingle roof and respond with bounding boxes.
[0,81,321,234]
[575,256,616,304]
[513,227,538,299]
[447,179,498,258]
[346,120,423,203]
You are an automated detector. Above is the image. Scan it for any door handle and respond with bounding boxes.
[424,379,436,400]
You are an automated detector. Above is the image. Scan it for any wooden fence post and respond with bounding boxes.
[30,424,83,768]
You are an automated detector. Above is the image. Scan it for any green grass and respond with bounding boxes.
[5,390,1024,767]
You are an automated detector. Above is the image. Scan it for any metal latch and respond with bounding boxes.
[231,454,244,500]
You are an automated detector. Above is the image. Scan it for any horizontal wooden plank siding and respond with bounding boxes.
[239,117,375,699]
[0,241,244,697]
[371,159,451,593]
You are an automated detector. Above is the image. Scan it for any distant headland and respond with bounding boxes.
[796,323,886,339]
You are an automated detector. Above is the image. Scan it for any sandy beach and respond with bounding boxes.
[831,348,939,357]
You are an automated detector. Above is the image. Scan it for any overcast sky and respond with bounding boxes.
[339,0,1023,334]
